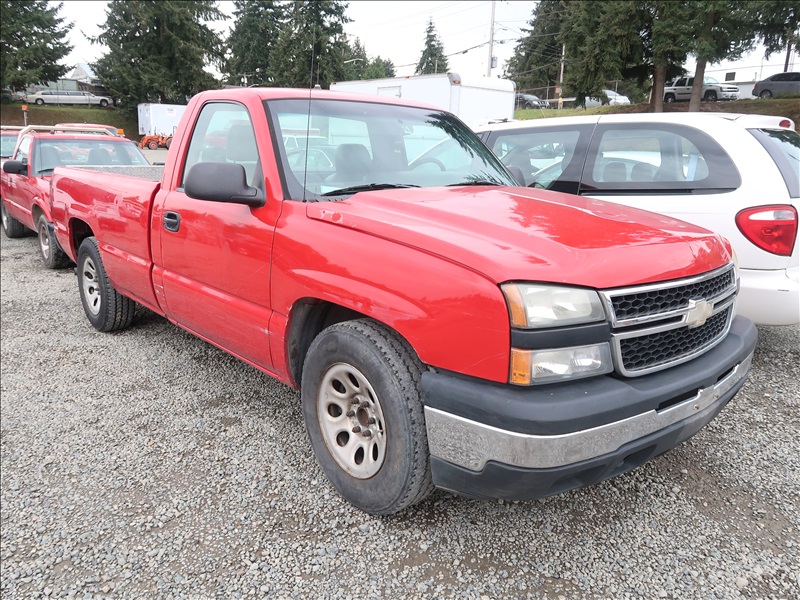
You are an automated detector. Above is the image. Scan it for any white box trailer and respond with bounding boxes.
[137,103,187,137]
[330,73,516,127]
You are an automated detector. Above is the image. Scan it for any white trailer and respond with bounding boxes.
[137,103,187,137]
[330,73,516,127]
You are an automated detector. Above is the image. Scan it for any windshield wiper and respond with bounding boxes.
[446,180,503,187]
[321,183,420,196]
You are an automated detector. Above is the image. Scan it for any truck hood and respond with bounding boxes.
[306,186,731,289]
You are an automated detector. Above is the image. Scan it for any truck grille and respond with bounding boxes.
[600,264,737,377]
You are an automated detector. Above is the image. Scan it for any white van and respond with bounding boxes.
[27,90,112,107]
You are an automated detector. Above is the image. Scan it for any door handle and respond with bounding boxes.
[163,211,181,232]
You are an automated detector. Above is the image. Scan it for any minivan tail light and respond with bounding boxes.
[735,205,797,256]
[779,119,792,129]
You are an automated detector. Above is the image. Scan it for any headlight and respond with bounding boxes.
[502,283,606,328]
[511,343,614,385]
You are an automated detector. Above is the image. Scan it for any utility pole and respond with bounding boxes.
[486,0,496,77]
[558,44,565,109]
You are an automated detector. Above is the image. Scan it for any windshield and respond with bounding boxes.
[265,98,517,201]
[1,132,19,158]
[704,76,720,85]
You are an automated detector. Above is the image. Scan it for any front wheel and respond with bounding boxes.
[147,141,158,150]
[37,214,70,269]
[703,90,718,102]
[99,99,109,107]
[664,94,676,103]
[760,90,773,99]
[301,319,434,515]
[35,98,44,105]
[77,237,135,332]
[1,200,27,238]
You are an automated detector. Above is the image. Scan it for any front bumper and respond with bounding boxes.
[421,316,757,500]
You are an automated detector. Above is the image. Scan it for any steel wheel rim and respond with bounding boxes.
[81,256,102,316]
[317,362,387,479]
[38,222,50,259]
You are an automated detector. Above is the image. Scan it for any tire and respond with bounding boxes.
[703,90,718,102]
[37,214,70,269]
[35,98,44,105]
[147,141,158,150]
[301,319,434,515]
[77,237,135,332]
[1,200,27,238]
[664,94,676,103]
[165,138,172,149]
[99,99,108,107]
[760,90,773,99]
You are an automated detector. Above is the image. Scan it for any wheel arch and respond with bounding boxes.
[67,218,95,260]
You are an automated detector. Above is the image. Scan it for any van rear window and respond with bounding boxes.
[749,128,800,198]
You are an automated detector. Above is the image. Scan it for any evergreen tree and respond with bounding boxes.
[362,57,395,79]
[751,0,800,63]
[92,0,226,112]
[268,1,350,89]
[415,18,448,75]
[226,0,285,86]
[505,0,564,99]
[341,38,369,80]
[0,0,73,90]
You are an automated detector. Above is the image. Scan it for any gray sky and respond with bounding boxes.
[55,0,797,83]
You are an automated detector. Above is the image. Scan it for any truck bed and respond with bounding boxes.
[50,166,163,312]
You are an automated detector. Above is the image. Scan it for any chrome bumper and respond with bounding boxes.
[425,352,753,473]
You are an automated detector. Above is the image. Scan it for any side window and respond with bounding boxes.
[181,102,259,187]
[583,125,741,193]
[487,127,589,192]
[15,136,31,163]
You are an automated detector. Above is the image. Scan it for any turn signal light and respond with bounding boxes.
[735,205,797,256]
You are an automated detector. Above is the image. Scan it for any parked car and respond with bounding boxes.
[663,76,739,102]
[752,71,800,99]
[26,90,113,107]
[515,93,550,109]
[1,89,25,104]
[474,113,799,326]
[1,125,149,267]
[584,90,632,107]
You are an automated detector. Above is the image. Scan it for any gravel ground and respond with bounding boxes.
[1,231,798,600]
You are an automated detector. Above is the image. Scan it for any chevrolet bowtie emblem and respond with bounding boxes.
[686,299,714,328]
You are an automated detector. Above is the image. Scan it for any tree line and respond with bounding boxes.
[1,1,797,115]
[506,0,798,110]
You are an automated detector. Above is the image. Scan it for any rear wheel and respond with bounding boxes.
[165,137,172,149]
[77,237,136,332]
[760,90,773,99]
[301,319,434,515]
[37,214,69,269]
[1,200,27,238]
[703,90,718,102]
[664,93,676,103]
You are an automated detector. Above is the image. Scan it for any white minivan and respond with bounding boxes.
[474,113,800,326]
[27,90,112,107]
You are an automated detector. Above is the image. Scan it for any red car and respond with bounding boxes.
[1,125,148,268]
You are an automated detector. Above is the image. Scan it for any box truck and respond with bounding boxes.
[330,73,516,126]
[137,103,187,137]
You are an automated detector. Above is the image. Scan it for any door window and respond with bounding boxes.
[181,102,259,187]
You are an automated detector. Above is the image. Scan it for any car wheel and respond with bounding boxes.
[760,90,773,99]
[1,200,28,238]
[99,99,108,107]
[147,141,158,150]
[703,90,718,102]
[664,94,676,103]
[35,98,44,105]
[301,319,434,515]
[37,214,70,269]
[77,237,136,332]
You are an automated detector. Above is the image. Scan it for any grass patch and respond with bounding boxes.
[0,104,140,140]
[515,98,800,131]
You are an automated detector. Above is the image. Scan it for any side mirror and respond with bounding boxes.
[3,160,28,176]
[184,162,265,207]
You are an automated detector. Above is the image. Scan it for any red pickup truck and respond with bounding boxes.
[48,88,757,515]
[1,125,149,268]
